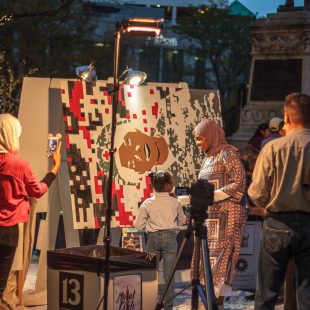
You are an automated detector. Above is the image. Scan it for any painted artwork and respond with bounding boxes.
[240,223,255,255]
[122,235,143,252]
[61,80,222,229]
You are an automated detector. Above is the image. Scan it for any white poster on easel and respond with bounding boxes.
[232,221,262,290]
[113,274,142,310]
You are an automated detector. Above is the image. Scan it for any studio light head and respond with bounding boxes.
[120,68,147,85]
[118,18,164,38]
[75,61,97,82]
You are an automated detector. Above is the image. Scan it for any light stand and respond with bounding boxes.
[97,17,163,310]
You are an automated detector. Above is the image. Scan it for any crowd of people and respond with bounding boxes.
[241,116,285,189]
[1,92,309,310]
[134,93,310,310]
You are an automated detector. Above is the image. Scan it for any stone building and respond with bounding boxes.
[230,1,310,147]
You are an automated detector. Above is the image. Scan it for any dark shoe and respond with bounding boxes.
[216,296,224,306]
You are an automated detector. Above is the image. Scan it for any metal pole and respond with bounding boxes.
[201,238,217,310]
[192,231,201,310]
[102,26,121,310]
[158,46,163,82]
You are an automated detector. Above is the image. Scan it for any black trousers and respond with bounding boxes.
[0,244,17,299]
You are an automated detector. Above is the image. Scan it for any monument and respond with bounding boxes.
[229,0,310,147]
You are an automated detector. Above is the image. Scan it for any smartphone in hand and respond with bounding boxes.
[47,133,61,157]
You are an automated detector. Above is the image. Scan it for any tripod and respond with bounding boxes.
[155,208,218,310]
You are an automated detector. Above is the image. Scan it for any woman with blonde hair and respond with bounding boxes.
[0,114,61,307]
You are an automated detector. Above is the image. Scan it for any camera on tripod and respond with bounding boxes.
[156,180,217,310]
[175,179,214,221]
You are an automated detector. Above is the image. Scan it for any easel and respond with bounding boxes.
[18,77,80,297]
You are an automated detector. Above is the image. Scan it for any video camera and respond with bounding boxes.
[175,179,214,206]
[175,179,214,222]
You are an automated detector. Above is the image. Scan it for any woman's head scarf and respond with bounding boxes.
[0,114,22,153]
[194,119,228,156]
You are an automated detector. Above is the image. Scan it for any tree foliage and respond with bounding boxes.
[175,5,253,102]
[0,0,114,114]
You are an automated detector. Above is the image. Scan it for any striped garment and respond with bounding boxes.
[134,192,186,233]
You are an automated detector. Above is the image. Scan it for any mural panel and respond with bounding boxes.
[61,80,222,229]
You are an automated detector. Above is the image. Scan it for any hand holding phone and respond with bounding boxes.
[47,133,62,157]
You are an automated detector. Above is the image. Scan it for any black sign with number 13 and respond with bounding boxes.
[59,271,84,310]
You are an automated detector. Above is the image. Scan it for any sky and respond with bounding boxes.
[234,0,304,17]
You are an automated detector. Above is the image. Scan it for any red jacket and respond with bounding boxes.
[0,152,48,226]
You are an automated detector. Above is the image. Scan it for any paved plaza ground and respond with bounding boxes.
[14,259,284,310]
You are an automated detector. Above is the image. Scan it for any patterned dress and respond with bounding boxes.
[197,144,247,290]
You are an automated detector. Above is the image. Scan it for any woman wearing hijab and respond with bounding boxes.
[0,114,61,306]
[194,119,247,304]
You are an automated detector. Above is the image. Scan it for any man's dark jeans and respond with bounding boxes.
[255,213,310,310]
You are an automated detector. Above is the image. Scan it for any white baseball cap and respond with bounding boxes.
[269,117,283,132]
